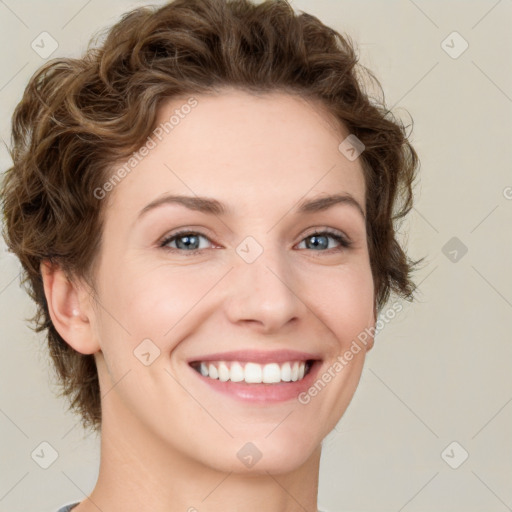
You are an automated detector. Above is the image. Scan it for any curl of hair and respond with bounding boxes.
[1,0,423,432]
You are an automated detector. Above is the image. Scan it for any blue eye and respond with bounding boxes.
[159,229,352,255]
[160,231,210,254]
[298,230,352,251]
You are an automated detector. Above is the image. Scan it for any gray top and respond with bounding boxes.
[57,504,79,512]
[57,501,326,511]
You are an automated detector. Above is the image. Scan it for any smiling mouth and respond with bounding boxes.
[189,359,317,384]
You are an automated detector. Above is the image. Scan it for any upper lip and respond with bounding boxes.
[187,349,322,365]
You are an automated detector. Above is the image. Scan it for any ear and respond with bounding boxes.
[40,260,100,355]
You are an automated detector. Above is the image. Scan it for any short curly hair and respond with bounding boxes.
[1,0,422,432]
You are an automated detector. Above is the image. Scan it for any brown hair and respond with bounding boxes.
[1,0,422,432]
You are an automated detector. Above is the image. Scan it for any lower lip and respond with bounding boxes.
[189,360,322,403]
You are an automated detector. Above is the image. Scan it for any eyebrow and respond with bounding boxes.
[137,192,365,220]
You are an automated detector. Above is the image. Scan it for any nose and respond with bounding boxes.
[223,246,306,334]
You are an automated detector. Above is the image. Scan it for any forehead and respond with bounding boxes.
[107,88,366,219]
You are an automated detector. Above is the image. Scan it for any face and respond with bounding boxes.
[85,88,376,474]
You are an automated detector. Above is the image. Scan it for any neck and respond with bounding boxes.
[78,404,322,512]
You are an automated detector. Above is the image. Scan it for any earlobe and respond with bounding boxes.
[40,260,100,355]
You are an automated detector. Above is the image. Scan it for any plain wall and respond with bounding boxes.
[0,1,511,511]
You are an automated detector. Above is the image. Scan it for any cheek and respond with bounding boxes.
[94,248,374,366]
[97,261,217,350]
[91,263,212,402]
[304,261,375,344]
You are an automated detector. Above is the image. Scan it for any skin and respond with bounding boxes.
[42,88,376,512]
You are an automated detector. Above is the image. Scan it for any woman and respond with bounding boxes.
[1,0,421,510]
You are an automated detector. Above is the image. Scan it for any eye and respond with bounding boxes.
[297,229,352,252]
[159,230,213,254]
[159,228,352,255]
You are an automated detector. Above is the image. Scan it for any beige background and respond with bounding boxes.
[1,1,511,511]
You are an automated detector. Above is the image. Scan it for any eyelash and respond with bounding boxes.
[158,228,352,255]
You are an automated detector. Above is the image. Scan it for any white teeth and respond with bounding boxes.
[245,362,262,383]
[195,360,309,384]
[208,363,218,379]
[281,362,292,382]
[230,362,245,382]
[262,363,281,383]
[291,362,299,381]
[218,361,230,382]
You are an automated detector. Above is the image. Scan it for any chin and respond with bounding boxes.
[203,434,321,475]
